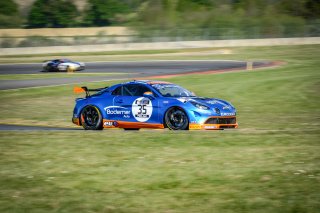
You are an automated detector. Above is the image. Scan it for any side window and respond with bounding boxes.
[122,85,134,96]
[137,85,153,96]
[111,86,122,95]
[122,84,154,96]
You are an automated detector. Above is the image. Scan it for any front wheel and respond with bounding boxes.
[164,107,189,130]
[80,105,103,130]
[67,66,74,72]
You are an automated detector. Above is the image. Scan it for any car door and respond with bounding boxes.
[112,84,160,124]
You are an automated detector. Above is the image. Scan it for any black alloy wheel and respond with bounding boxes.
[164,107,189,130]
[81,105,103,130]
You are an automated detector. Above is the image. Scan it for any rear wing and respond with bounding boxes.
[74,86,109,98]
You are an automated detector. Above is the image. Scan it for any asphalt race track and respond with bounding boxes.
[0,60,271,90]
[0,60,272,131]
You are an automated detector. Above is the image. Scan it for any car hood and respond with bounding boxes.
[176,97,236,116]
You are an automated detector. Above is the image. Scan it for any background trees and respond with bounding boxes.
[83,0,129,26]
[0,0,318,38]
[27,0,78,28]
[0,0,21,28]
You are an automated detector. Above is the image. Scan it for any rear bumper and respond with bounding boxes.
[72,117,80,126]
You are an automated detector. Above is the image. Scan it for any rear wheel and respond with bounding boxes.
[164,107,189,130]
[42,66,49,72]
[80,105,103,130]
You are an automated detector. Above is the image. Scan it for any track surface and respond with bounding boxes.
[0,60,272,131]
[0,60,270,90]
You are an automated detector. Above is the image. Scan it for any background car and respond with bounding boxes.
[42,59,85,72]
[72,80,238,130]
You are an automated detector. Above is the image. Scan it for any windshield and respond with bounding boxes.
[151,84,195,97]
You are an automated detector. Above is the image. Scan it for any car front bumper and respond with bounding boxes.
[189,116,238,130]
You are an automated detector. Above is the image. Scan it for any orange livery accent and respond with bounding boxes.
[73,86,85,93]
[103,119,164,129]
[146,81,171,85]
[72,118,80,126]
[189,116,238,130]
[189,124,202,130]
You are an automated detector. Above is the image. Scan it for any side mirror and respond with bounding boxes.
[143,91,155,99]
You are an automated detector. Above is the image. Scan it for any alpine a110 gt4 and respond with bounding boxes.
[72,80,238,130]
[42,59,85,72]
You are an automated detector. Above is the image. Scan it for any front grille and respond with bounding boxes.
[205,117,236,124]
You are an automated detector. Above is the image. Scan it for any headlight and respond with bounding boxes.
[190,101,210,110]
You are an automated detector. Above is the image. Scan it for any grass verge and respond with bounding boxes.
[0,130,319,213]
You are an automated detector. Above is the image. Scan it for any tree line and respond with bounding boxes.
[0,0,319,37]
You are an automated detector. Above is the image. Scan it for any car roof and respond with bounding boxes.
[124,80,173,85]
[107,80,174,92]
[53,59,71,62]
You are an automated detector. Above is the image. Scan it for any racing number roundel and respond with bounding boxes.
[132,97,153,122]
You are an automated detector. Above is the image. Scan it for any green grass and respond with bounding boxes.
[0,45,319,212]
[0,130,319,213]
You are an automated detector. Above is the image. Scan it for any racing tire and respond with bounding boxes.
[164,107,189,130]
[42,66,49,72]
[80,105,103,130]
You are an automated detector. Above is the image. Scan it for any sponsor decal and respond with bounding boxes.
[132,97,153,122]
[206,100,229,108]
[104,106,130,115]
[221,112,235,116]
[113,121,119,127]
[206,100,217,104]
[204,125,216,129]
[104,121,113,126]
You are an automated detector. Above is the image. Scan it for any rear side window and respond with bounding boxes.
[112,86,122,95]
[123,84,154,96]
[112,84,156,97]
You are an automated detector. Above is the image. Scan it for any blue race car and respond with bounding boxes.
[72,80,238,130]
